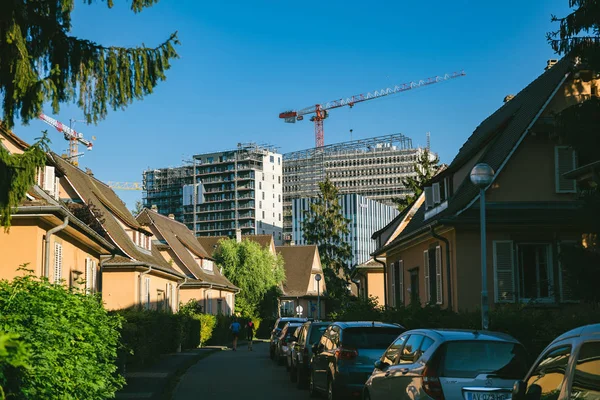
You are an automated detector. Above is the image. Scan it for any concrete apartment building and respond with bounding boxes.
[144,143,284,244]
[292,194,399,267]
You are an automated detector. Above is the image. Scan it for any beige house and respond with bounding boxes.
[353,259,385,306]
[197,233,277,257]
[372,58,596,311]
[137,209,239,315]
[276,245,327,319]
[49,154,185,311]
[0,127,114,291]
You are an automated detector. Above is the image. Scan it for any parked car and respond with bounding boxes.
[269,317,307,360]
[310,321,405,399]
[275,322,304,366]
[512,323,600,400]
[363,329,529,400]
[288,321,331,388]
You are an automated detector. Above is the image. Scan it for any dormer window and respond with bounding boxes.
[202,259,214,272]
[132,230,152,251]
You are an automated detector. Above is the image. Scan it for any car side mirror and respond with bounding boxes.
[374,360,389,370]
[512,380,526,400]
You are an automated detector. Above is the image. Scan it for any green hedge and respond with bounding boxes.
[206,315,261,345]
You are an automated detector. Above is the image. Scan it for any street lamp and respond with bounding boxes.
[315,273,322,320]
[470,163,495,330]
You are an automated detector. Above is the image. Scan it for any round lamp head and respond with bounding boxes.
[315,274,322,282]
[470,163,495,188]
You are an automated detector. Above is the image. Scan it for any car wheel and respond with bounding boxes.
[309,371,319,398]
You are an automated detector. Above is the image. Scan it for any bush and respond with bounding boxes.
[0,333,29,400]
[206,314,255,346]
[0,271,124,399]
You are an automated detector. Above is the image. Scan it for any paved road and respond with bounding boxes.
[173,342,310,399]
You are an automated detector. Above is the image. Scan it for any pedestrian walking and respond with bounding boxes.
[246,320,255,351]
[229,318,241,351]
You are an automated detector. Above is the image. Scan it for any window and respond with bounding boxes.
[518,244,553,301]
[280,300,294,317]
[278,157,280,165]
[572,342,600,399]
[381,335,408,366]
[342,327,403,350]
[555,146,577,193]
[205,291,213,314]
[270,155,274,163]
[399,334,425,364]
[493,241,516,302]
[409,269,420,304]
[259,182,262,189]
[54,242,63,284]
[424,186,434,209]
[262,192,265,200]
[424,246,443,304]
[394,261,404,305]
[526,346,571,400]
[262,211,265,219]
[278,176,281,184]
[202,259,214,272]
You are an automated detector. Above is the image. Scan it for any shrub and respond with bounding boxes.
[197,314,217,347]
[178,301,217,347]
[0,271,124,399]
[0,333,29,400]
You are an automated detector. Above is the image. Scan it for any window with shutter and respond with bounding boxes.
[493,241,516,303]
[432,183,441,205]
[390,262,396,307]
[91,260,97,292]
[399,260,404,304]
[555,146,577,193]
[558,241,577,303]
[424,187,434,209]
[54,242,62,284]
[435,246,443,305]
[423,250,430,303]
[44,166,56,197]
[85,258,92,293]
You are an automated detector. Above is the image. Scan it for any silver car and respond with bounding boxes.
[512,323,600,400]
[364,329,528,400]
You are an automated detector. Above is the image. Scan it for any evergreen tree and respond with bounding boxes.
[301,178,353,304]
[131,200,144,217]
[0,0,179,129]
[392,149,440,212]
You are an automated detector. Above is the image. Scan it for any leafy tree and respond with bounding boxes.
[213,239,285,318]
[0,268,124,399]
[131,200,144,217]
[301,178,353,304]
[0,132,50,230]
[392,149,440,212]
[0,0,179,129]
[0,332,29,400]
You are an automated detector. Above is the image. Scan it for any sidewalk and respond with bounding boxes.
[115,346,224,399]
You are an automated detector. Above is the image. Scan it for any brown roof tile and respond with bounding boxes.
[276,245,321,297]
[197,234,276,257]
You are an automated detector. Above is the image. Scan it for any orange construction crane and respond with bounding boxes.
[279,71,466,147]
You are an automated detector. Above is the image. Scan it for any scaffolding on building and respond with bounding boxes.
[142,166,193,220]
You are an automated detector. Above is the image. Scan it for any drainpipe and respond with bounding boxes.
[139,266,153,309]
[373,256,387,309]
[430,226,452,310]
[44,216,69,278]
[176,277,188,312]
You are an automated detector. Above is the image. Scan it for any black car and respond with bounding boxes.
[269,317,307,360]
[288,321,330,388]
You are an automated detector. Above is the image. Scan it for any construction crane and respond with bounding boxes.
[107,182,143,191]
[279,71,466,147]
[38,114,93,166]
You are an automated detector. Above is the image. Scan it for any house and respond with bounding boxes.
[0,127,114,292]
[372,58,598,311]
[276,245,327,319]
[353,259,385,306]
[137,209,239,315]
[49,154,186,311]
[197,233,277,257]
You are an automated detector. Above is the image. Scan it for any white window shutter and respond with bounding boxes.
[435,246,443,305]
[555,146,577,193]
[399,260,404,304]
[493,241,515,303]
[423,250,430,303]
[54,242,62,284]
[432,183,441,205]
[85,258,91,292]
[91,260,97,292]
[390,262,396,307]
[558,241,577,303]
[424,187,434,209]
[54,176,60,200]
[43,166,56,196]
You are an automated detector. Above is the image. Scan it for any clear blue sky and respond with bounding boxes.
[14,0,570,209]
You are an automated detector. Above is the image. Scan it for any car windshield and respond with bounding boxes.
[309,325,329,345]
[439,340,529,379]
[285,325,301,338]
[342,327,404,349]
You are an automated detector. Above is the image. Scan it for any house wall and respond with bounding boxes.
[0,223,44,278]
[1,137,25,155]
[179,287,236,315]
[367,270,385,306]
[544,72,600,114]
[486,133,578,203]
[280,297,326,320]
[102,271,138,310]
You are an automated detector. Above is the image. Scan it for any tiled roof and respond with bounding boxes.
[138,209,237,289]
[197,234,275,257]
[377,58,573,251]
[50,154,182,276]
[0,123,29,151]
[276,245,319,297]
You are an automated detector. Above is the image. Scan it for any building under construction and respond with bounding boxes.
[283,133,433,241]
[143,166,193,219]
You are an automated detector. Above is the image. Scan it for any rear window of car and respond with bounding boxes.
[309,325,329,344]
[439,340,528,379]
[342,327,404,349]
[285,325,302,338]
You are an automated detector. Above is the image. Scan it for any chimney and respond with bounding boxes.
[235,228,242,243]
[545,59,558,71]
[503,94,515,103]
[151,205,158,212]
[168,213,175,220]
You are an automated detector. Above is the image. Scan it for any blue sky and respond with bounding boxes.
[14,0,570,209]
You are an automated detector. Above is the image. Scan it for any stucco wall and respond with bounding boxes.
[0,222,44,279]
[367,270,385,306]
[102,271,138,310]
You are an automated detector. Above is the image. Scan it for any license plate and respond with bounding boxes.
[466,392,511,400]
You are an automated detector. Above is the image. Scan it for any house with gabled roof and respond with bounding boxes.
[1,127,115,293]
[372,58,598,311]
[137,208,239,315]
[197,233,276,258]
[49,154,185,311]
[276,245,326,319]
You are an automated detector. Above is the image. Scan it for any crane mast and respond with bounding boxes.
[279,70,466,147]
[38,114,93,166]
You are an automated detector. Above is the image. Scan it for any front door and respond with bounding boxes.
[410,269,419,305]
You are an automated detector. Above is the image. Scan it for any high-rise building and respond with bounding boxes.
[143,143,284,243]
[292,194,399,267]
[283,133,433,242]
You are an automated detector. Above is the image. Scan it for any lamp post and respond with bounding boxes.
[315,273,322,320]
[470,163,495,330]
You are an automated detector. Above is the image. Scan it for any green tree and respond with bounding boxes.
[0,0,179,129]
[0,333,30,400]
[131,200,145,216]
[213,239,285,318]
[392,149,440,212]
[0,268,124,399]
[301,178,353,304]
